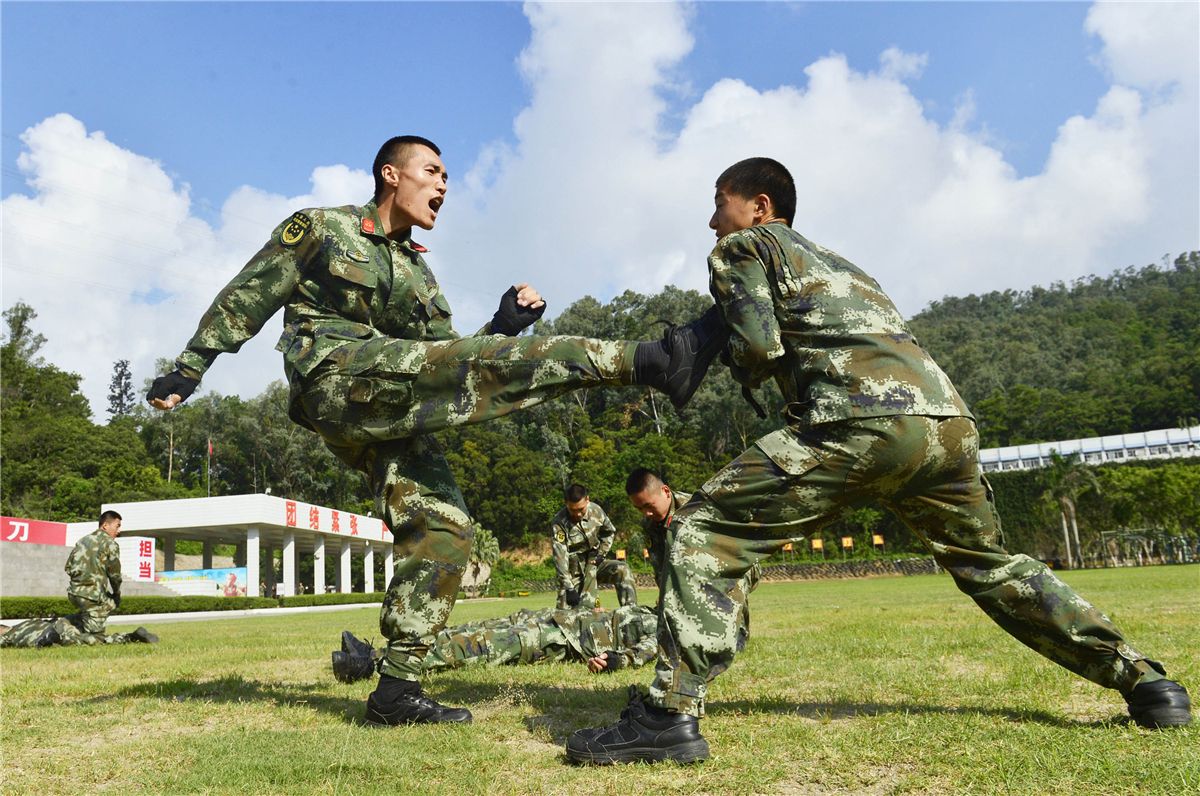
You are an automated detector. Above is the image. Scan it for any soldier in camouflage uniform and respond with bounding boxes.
[1,512,156,647]
[147,136,724,726]
[552,484,637,609]
[333,605,659,682]
[567,158,1191,765]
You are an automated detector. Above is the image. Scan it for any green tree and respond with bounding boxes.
[107,358,136,420]
[1038,452,1101,568]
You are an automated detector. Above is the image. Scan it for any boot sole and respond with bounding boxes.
[1131,708,1192,728]
[363,711,473,726]
[566,739,709,765]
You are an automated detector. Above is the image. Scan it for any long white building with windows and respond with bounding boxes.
[979,426,1200,473]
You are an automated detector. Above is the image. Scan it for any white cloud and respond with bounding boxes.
[1,113,371,419]
[3,2,1196,418]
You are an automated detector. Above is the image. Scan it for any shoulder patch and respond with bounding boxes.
[554,528,566,544]
[280,212,312,247]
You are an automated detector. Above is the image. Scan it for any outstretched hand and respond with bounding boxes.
[147,371,199,410]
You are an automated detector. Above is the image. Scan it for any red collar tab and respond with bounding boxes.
[410,241,429,253]
[361,218,376,234]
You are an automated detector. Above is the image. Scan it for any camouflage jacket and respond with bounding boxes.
[65,529,121,601]
[173,201,480,424]
[641,489,691,583]
[708,222,971,426]
[553,604,658,670]
[551,501,617,585]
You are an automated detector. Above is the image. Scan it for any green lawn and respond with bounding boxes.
[2,565,1196,795]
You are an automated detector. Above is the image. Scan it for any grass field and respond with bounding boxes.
[2,565,1196,795]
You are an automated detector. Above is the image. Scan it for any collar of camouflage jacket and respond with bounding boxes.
[358,200,429,253]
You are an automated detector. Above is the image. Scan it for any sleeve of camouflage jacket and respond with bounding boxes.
[708,232,787,388]
[174,214,318,380]
[551,516,571,588]
[614,628,658,670]
[596,508,616,558]
[104,537,123,594]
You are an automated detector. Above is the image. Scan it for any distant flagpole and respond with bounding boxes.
[207,437,213,497]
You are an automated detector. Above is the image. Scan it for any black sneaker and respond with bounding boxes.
[565,687,709,764]
[1125,679,1192,728]
[636,306,729,411]
[332,651,376,684]
[364,679,472,725]
[341,630,375,659]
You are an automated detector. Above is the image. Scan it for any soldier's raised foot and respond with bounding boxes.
[363,675,472,725]
[1125,679,1192,728]
[633,306,728,411]
[564,687,708,765]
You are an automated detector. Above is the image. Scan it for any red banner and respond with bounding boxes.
[1,516,68,546]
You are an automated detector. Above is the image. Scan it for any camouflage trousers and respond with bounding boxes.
[650,416,1161,717]
[559,559,639,609]
[0,612,143,647]
[300,334,637,681]
[421,608,571,673]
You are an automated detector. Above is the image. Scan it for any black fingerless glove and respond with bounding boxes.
[600,651,622,672]
[147,371,199,404]
[490,286,545,336]
[112,589,122,610]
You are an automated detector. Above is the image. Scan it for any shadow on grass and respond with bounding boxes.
[85,674,1127,738]
[86,675,365,723]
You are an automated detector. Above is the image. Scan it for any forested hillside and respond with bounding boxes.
[910,251,1199,446]
[3,253,1197,562]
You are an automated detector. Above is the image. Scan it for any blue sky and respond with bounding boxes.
[4,2,1108,213]
[2,2,1196,417]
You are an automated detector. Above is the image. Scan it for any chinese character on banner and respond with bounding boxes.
[872,534,885,547]
[841,536,854,550]
[139,561,152,578]
[782,542,794,552]
[811,538,824,551]
[308,506,320,530]
[139,540,152,556]
[615,549,626,560]
[331,511,340,533]
[349,516,358,535]
[286,501,297,527]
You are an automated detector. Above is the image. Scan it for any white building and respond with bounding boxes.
[979,426,1200,473]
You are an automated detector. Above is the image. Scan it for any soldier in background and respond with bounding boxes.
[147,136,725,727]
[567,157,1191,764]
[332,604,659,684]
[0,511,156,647]
[551,484,637,609]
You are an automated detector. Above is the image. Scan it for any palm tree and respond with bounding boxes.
[1039,451,1100,568]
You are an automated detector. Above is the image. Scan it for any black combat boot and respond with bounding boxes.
[341,630,376,659]
[130,627,159,644]
[1125,679,1192,728]
[364,674,472,725]
[332,651,377,684]
[633,306,729,411]
[565,686,709,764]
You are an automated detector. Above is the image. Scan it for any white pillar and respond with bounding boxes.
[163,536,176,572]
[282,532,296,597]
[202,540,213,569]
[313,535,326,594]
[246,528,260,597]
[364,544,375,593]
[384,546,395,588]
[264,544,276,596]
[339,539,352,594]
